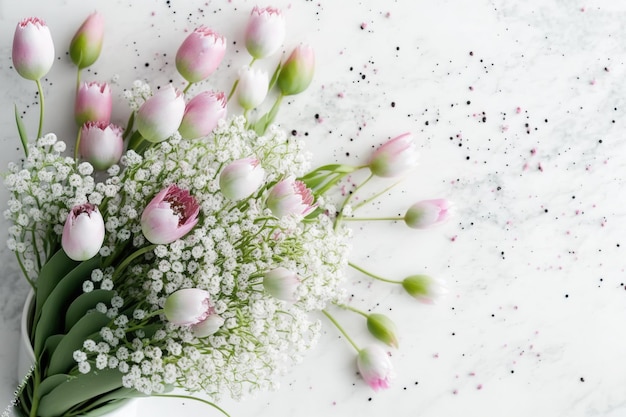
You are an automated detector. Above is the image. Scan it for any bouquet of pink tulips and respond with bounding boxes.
[4,7,450,417]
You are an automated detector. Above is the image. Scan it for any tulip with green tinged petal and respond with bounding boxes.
[219,158,265,201]
[402,275,448,304]
[263,267,301,302]
[136,85,186,143]
[69,12,105,69]
[245,6,285,59]
[75,81,112,126]
[356,345,394,391]
[176,26,226,83]
[277,44,315,96]
[164,288,225,338]
[79,121,123,171]
[61,203,105,261]
[366,314,399,348]
[404,199,452,229]
[236,66,269,110]
[12,17,55,81]
[141,184,200,245]
[178,90,227,139]
[368,132,418,178]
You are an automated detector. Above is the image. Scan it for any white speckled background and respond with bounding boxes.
[2,0,626,416]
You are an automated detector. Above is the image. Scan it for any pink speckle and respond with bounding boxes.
[477,384,483,390]
[452,389,458,395]
[151,11,156,16]
[469,372,476,377]
[530,148,537,155]
[337,92,345,98]
[450,235,458,242]
[385,11,391,18]
[590,79,596,85]
[538,163,544,172]
[433,353,440,358]
[501,125,509,132]
[580,6,585,12]
[360,22,367,29]
[332,401,337,406]
[515,106,522,114]
[469,86,474,91]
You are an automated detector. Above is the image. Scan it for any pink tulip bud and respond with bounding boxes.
[69,12,105,69]
[236,66,269,110]
[219,158,265,201]
[136,85,186,143]
[266,177,315,219]
[164,288,224,338]
[178,91,227,139]
[75,81,112,126]
[356,345,394,391]
[404,199,451,229]
[79,121,124,170]
[62,203,105,261]
[12,17,55,81]
[368,133,418,178]
[244,6,286,59]
[176,27,226,83]
[277,44,315,96]
[263,267,301,302]
[366,314,399,348]
[141,184,200,245]
[401,275,448,304]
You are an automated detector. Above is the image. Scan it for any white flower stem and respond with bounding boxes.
[322,309,360,352]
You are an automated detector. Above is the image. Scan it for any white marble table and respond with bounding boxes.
[2,0,626,416]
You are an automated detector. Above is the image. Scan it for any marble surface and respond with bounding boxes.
[1,0,626,416]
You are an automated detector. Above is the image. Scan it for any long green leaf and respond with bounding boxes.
[65,290,114,331]
[79,399,134,417]
[37,368,124,417]
[34,250,79,329]
[78,387,144,416]
[14,104,29,157]
[34,256,101,356]
[48,312,111,375]
[37,374,70,399]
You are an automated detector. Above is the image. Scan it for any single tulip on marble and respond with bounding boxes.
[236,66,269,110]
[164,288,224,337]
[178,90,227,139]
[176,27,226,83]
[61,203,105,261]
[244,6,286,59]
[401,275,448,304]
[12,17,55,81]
[404,199,451,229]
[366,314,399,349]
[368,132,418,178]
[141,184,200,245]
[263,267,301,302]
[266,177,315,219]
[277,44,315,96]
[356,345,394,391]
[219,158,265,201]
[79,121,123,170]
[75,81,112,126]
[136,85,185,143]
[69,12,105,69]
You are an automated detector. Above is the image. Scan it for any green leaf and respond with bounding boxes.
[65,290,114,331]
[34,256,101,356]
[79,399,134,417]
[78,387,145,416]
[48,312,111,375]
[267,61,282,91]
[14,104,29,157]
[37,374,70,400]
[34,250,79,327]
[37,369,124,417]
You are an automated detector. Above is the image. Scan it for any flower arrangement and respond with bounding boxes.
[4,7,450,417]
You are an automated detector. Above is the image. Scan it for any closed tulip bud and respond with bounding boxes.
[79,121,123,170]
[236,66,269,110]
[266,177,315,219]
[176,27,226,83]
[12,17,55,80]
[164,289,224,338]
[141,184,200,245]
[219,158,265,201]
[263,267,301,302]
[136,85,185,143]
[245,6,286,59]
[75,81,112,126]
[404,199,452,229]
[402,275,448,304]
[69,12,105,69]
[277,44,315,96]
[356,345,394,391]
[178,91,227,139]
[62,203,105,261]
[368,132,418,178]
[366,314,399,348]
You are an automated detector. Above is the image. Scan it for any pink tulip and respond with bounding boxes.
[75,81,112,126]
[12,17,55,80]
[277,44,315,96]
[401,275,448,304]
[176,27,226,83]
[266,177,315,219]
[62,203,105,261]
[244,6,286,59]
[164,288,224,338]
[219,158,265,201]
[141,184,200,245]
[368,133,418,178]
[404,199,451,229]
[263,267,300,302]
[136,85,185,143]
[69,12,105,69]
[79,121,123,170]
[236,66,269,110]
[178,91,227,139]
[356,345,394,391]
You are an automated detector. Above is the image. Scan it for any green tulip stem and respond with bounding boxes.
[352,179,404,211]
[74,127,82,162]
[152,394,231,417]
[338,303,369,318]
[334,173,373,230]
[35,79,45,140]
[341,216,404,222]
[112,244,157,281]
[76,68,82,92]
[183,81,194,95]
[227,57,256,101]
[348,262,402,284]
[322,309,361,352]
